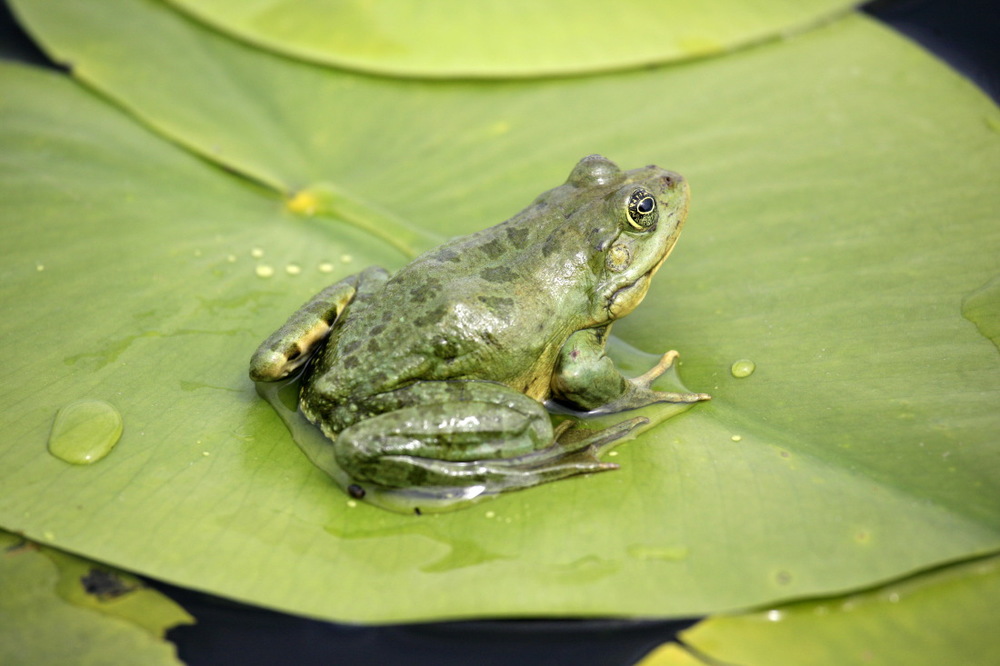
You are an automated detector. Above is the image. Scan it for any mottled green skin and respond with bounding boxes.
[250,155,708,497]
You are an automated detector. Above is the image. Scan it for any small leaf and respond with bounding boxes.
[638,555,1000,666]
[0,531,191,665]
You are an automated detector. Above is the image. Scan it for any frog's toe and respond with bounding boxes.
[632,350,680,388]
[653,390,711,404]
[249,349,291,382]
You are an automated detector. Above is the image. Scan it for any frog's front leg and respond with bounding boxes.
[249,266,389,382]
[332,380,642,493]
[551,328,711,413]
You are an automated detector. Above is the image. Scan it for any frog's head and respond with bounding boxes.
[563,155,691,324]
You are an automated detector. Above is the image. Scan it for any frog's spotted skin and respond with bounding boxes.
[250,155,709,503]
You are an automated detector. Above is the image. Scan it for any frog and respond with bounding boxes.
[250,155,710,504]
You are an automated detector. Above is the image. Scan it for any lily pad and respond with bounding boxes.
[163,0,859,78]
[638,555,1000,665]
[2,0,999,623]
[0,530,192,665]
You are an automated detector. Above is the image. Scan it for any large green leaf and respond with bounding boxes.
[164,0,859,78]
[638,555,1000,665]
[2,0,999,623]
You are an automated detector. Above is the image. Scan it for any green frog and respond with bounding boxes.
[250,155,709,505]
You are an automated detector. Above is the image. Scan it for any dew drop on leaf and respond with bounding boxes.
[48,399,123,465]
[731,359,756,378]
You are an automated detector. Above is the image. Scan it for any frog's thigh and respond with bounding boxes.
[249,266,388,381]
[334,381,554,487]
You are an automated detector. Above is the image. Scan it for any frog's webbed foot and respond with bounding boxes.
[553,331,710,413]
[632,350,681,389]
[542,416,649,469]
[493,416,650,478]
[611,350,711,410]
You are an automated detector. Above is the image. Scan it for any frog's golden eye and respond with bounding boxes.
[626,189,658,230]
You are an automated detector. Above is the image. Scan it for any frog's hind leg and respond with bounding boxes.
[333,380,644,494]
[249,267,388,381]
[378,415,649,495]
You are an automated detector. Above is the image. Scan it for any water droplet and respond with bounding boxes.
[48,400,123,465]
[255,264,275,278]
[340,254,353,263]
[250,247,265,258]
[766,609,783,622]
[226,254,237,263]
[285,263,302,275]
[730,359,756,378]
[318,262,335,273]
[485,510,496,519]
[731,434,742,442]
[36,263,45,271]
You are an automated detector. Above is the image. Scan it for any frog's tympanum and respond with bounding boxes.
[250,155,709,508]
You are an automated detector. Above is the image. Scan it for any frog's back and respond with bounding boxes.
[309,209,595,405]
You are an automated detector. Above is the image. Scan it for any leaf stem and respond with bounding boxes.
[287,182,442,260]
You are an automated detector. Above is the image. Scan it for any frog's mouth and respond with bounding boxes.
[607,272,653,319]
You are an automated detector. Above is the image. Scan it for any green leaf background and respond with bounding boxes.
[1,0,998,629]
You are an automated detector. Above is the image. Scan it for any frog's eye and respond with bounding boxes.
[626,189,658,230]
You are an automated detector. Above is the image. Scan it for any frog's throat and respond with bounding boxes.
[648,235,680,279]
